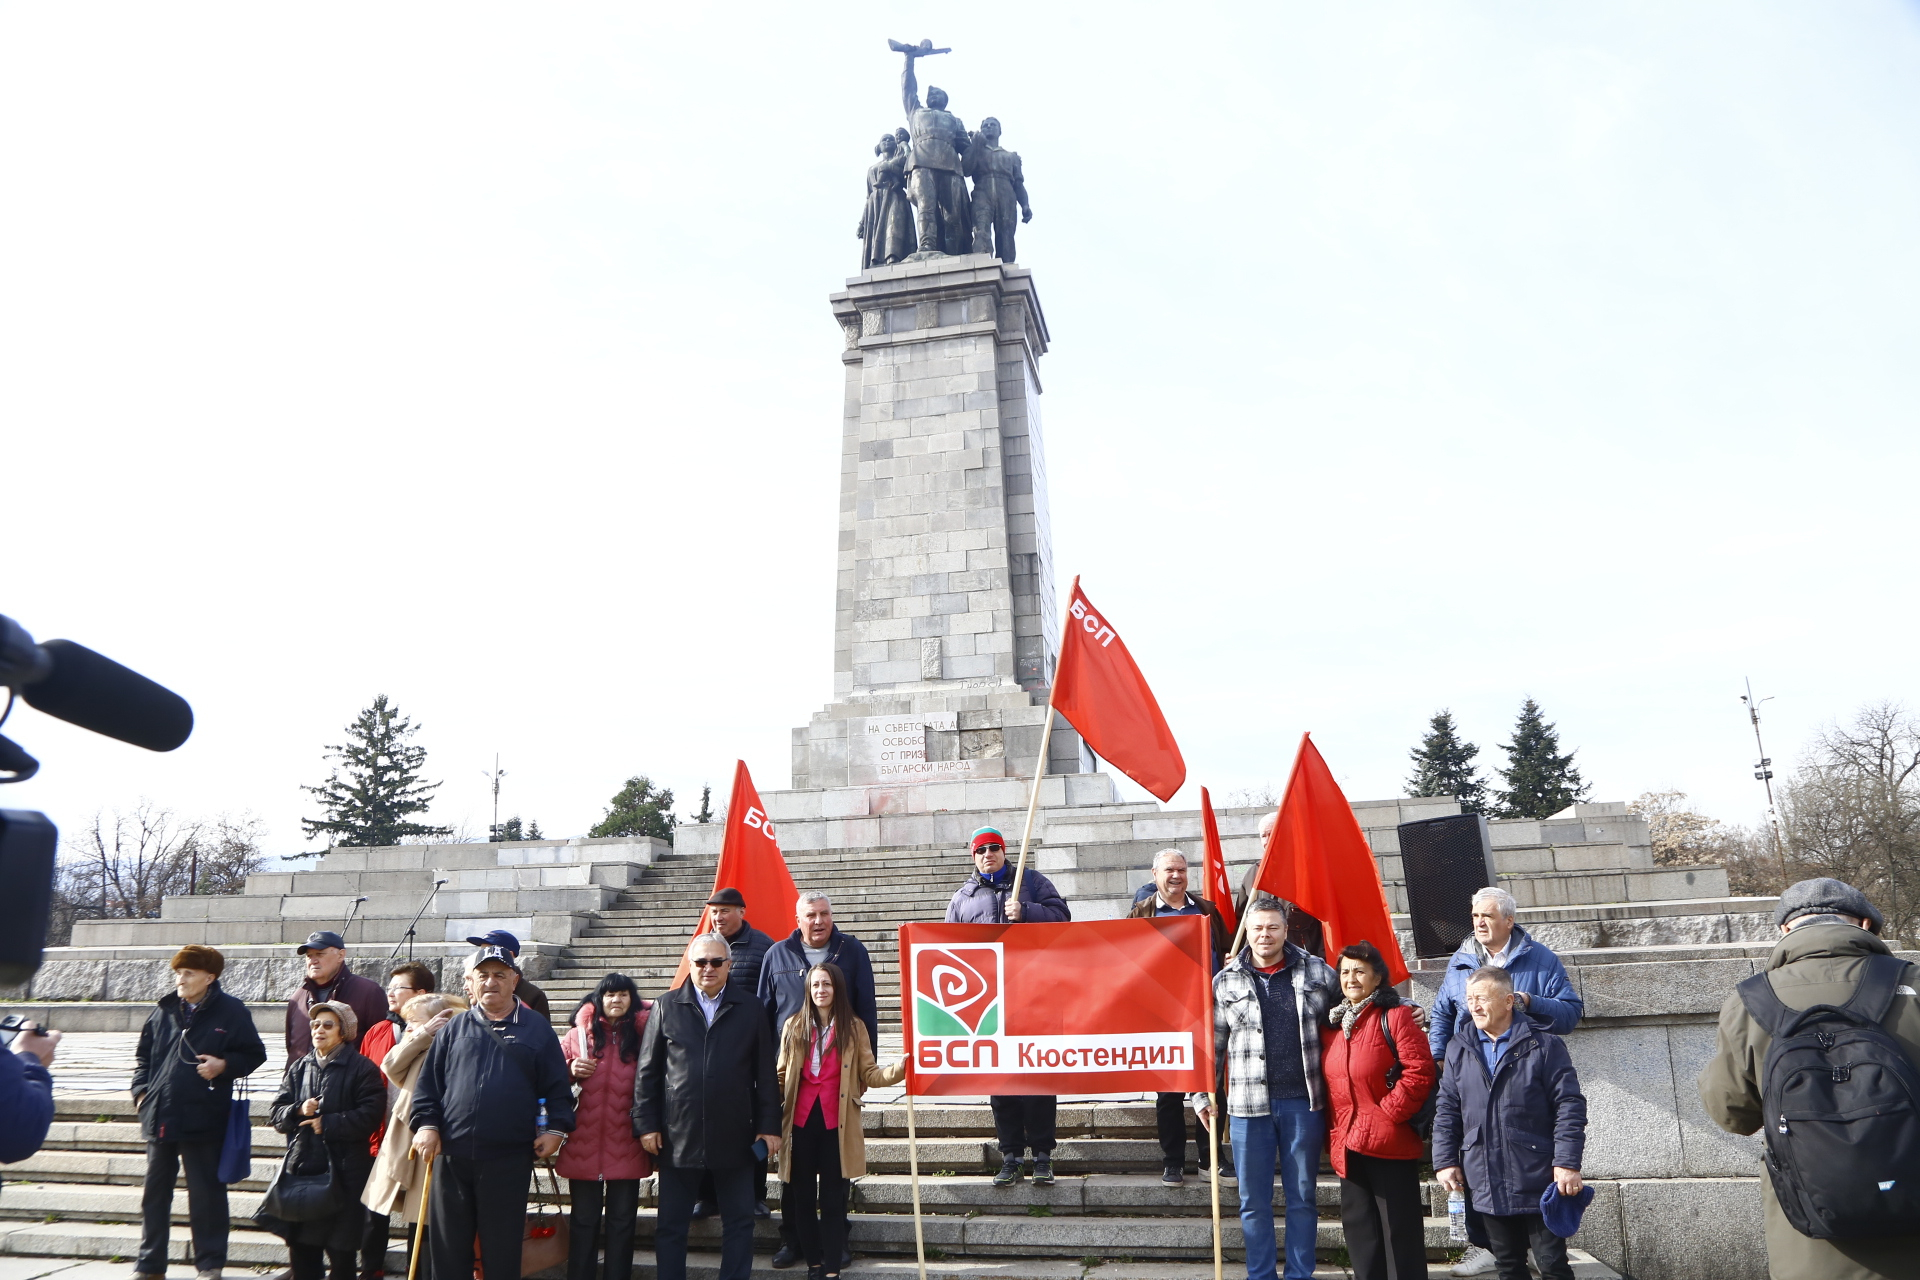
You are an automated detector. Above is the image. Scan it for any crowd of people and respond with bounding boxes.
[9,830,1891,1280]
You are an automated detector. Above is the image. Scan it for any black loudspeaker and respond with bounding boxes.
[1398,813,1496,960]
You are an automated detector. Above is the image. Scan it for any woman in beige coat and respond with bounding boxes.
[776,963,905,1280]
[362,994,466,1234]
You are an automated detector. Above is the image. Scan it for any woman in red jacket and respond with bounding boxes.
[1321,941,1436,1280]
[558,974,652,1280]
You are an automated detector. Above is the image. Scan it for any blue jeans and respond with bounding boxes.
[1231,1099,1325,1280]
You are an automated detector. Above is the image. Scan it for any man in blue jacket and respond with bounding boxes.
[0,1018,57,1164]
[1433,966,1587,1280]
[411,946,574,1280]
[945,827,1070,1186]
[1427,887,1584,1063]
[1427,887,1582,1275]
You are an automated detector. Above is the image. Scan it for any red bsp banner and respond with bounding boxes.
[900,918,1214,1096]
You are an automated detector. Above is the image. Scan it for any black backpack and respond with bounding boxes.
[1737,953,1920,1238]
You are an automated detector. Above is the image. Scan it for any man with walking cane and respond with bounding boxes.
[409,946,574,1280]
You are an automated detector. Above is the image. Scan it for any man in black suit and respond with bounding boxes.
[634,933,783,1280]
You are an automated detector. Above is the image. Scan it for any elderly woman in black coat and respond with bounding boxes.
[269,1000,388,1280]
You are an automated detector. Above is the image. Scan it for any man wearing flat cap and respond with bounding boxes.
[463,928,551,1019]
[704,887,775,996]
[1700,877,1920,1280]
[287,930,387,1062]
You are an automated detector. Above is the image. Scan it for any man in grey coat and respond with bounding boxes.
[945,826,1069,1185]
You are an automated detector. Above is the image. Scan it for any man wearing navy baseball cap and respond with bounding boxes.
[286,930,387,1060]
[462,929,551,1020]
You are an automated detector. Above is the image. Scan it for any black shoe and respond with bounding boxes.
[771,1245,799,1269]
[1031,1156,1055,1186]
[992,1157,1022,1186]
[1160,1166,1184,1186]
[841,1246,852,1270]
[690,1200,715,1220]
[806,1267,824,1280]
[754,1200,772,1219]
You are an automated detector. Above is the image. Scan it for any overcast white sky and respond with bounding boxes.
[5,3,1918,854]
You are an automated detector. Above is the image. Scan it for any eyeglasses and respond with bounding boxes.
[976,845,1005,855]
[691,957,730,969]
[387,984,418,994]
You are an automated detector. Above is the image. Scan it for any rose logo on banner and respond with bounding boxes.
[912,944,1001,1037]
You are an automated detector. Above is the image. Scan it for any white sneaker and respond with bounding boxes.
[1450,1245,1497,1276]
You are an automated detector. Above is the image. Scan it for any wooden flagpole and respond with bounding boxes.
[407,1153,433,1280]
[1010,577,1077,910]
[1207,1090,1223,1280]
[906,1091,928,1280]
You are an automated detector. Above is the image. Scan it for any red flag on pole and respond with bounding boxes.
[1050,578,1186,802]
[1252,734,1408,986]
[672,760,797,987]
[1199,787,1238,941]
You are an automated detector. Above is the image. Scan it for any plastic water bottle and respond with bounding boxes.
[1447,1191,1467,1242]
[536,1097,548,1134]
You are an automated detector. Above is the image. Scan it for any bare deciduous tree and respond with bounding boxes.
[1629,790,1786,897]
[48,804,267,944]
[1778,701,1920,943]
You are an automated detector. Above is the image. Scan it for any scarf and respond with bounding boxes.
[1331,990,1379,1039]
[809,1020,836,1076]
[979,862,1014,889]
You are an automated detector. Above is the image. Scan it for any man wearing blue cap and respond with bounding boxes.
[464,929,551,1020]
[287,930,388,1060]
[1433,965,1586,1280]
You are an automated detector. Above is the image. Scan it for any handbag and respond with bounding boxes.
[260,1063,344,1222]
[472,1161,569,1279]
[217,1077,253,1184]
[262,1130,344,1221]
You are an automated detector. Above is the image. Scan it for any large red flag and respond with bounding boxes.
[1199,787,1238,940]
[1050,578,1186,801]
[673,760,797,986]
[1253,735,1408,985]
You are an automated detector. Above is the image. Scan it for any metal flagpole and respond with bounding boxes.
[905,1091,928,1280]
[1010,579,1077,909]
[1208,1090,1223,1280]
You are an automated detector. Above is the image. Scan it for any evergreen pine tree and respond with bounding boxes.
[498,816,543,841]
[690,784,714,824]
[1406,710,1487,813]
[589,775,677,841]
[1492,698,1592,819]
[301,695,452,847]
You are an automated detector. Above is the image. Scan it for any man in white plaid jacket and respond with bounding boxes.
[1192,898,1340,1280]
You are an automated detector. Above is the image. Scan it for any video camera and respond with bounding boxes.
[0,614,194,987]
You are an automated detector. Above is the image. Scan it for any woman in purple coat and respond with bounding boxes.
[944,827,1069,1186]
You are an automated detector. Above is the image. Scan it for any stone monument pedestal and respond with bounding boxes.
[793,253,1091,792]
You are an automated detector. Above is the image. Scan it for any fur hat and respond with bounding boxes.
[169,944,225,977]
[308,999,359,1043]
